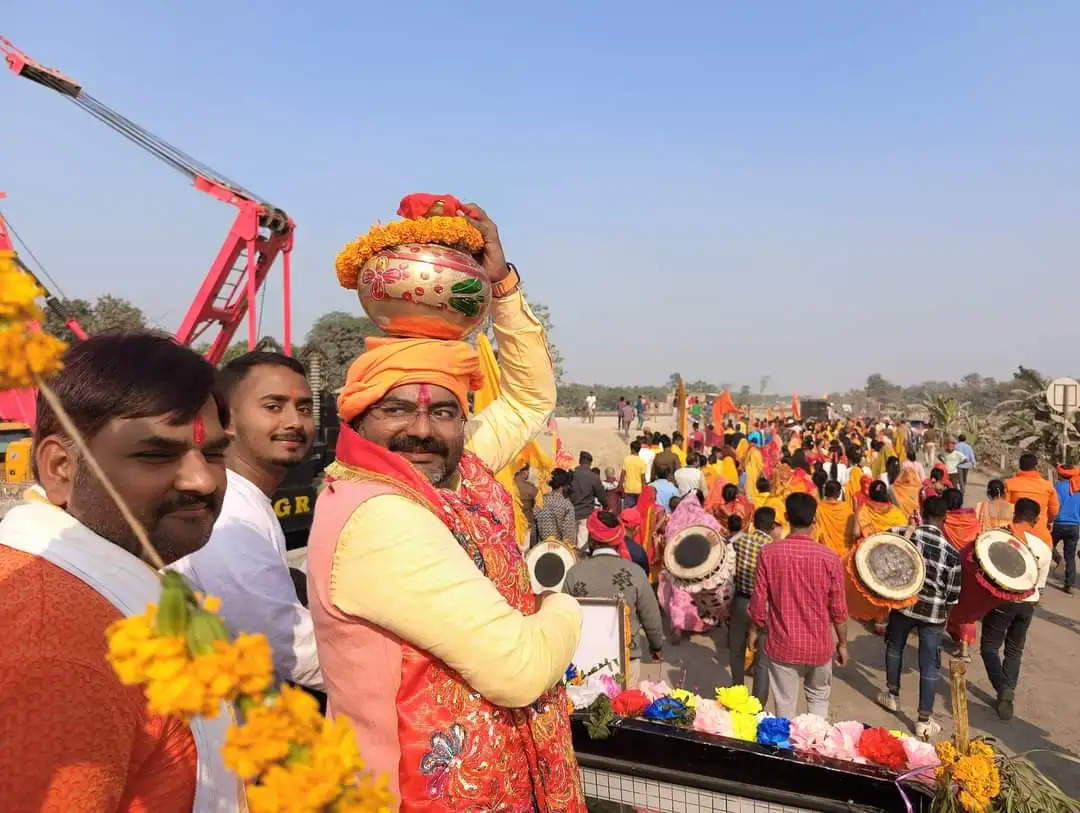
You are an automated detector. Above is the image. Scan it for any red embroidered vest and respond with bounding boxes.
[309,428,585,812]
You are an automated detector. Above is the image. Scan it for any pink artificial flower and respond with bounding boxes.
[639,680,673,702]
[597,673,622,700]
[692,699,733,737]
[820,720,867,763]
[901,737,941,771]
[789,714,831,753]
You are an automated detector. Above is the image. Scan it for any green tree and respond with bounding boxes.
[865,373,899,403]
[740,384,752,398]
[301,311,382,390]
[43,295,146,343]
[524,298,565,384]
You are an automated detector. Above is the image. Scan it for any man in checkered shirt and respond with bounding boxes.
[728,507,782,704]
[876,495,961,740]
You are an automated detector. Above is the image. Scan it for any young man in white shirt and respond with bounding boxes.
[173,352,323,689]
[674,452,706,497]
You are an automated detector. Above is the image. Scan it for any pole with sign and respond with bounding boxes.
[1046,377,1079,463]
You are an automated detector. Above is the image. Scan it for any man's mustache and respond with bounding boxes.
[271,431,307,443]
[389,435,449,456]
[157,493,217,516]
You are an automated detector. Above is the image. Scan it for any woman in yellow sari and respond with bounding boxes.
[744,441,765,501]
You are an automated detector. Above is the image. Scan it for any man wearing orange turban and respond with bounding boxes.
[306,205,585,811]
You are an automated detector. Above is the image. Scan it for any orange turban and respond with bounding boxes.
[337,337,485,423]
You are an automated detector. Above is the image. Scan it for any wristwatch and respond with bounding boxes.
[492,262,521,298]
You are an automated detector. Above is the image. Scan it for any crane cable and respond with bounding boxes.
[27,71,270,205]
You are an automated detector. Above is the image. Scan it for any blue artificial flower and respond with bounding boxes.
[643,697,687,721]
[756,716,792,749]
[564,664,578,683]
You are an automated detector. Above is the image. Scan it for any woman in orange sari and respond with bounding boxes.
[635,484,662,584]
[974,479,1013,531]
[850,480,910,631]
[890,466,922,525]
[707,481,754,535]
[942,487,980,550]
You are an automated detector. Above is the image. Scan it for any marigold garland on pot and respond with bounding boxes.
[335,216,484,290]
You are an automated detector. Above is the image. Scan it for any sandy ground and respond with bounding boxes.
[557,416,1080,797]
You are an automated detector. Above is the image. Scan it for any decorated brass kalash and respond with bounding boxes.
[335,194,492,340]
[335,194,558,552]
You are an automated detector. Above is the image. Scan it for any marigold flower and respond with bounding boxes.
[335,217,484,290]
[0,322,66,390]
[0,256,46,320]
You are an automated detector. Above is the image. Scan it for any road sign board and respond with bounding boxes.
[1046,377,1080,414]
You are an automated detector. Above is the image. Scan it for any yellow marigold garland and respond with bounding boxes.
[334,216,484,290]
[106,571,394,811]
[0,252,66,389]
[935,739,1001,813]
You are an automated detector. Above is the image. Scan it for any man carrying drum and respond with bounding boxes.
[876,496,961,740]
[979,498,1053,721]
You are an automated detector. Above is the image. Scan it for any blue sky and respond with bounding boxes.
[3,1,1078,393]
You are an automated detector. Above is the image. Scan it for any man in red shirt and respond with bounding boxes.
[748,493,849,719]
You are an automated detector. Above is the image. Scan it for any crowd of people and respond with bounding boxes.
[1,192,1076,809]
[538,414,1075,741]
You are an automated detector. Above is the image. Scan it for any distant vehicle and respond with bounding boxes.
[799,397,830,422]
[0,421,32,485]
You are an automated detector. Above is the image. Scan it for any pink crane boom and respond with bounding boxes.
[1,36,294,362]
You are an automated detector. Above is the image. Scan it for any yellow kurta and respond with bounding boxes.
[329,291,581,703]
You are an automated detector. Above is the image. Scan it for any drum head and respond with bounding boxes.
[855,532,925,602]
[975,530,1037,593]
[664,524,726,581]
[526,539,577,594]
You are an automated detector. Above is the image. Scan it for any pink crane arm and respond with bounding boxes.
[2,37,293,360]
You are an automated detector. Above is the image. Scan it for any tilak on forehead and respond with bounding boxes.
[416,383,432,407]
[193,415,206,445]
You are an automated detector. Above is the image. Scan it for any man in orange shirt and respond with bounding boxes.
[1005,453,1058,544]
[0,333,241,812]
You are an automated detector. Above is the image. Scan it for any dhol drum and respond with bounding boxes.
[526,538,579,594]
[849,532,926,611]
[950,529,1037,630]
[662,524,735,625]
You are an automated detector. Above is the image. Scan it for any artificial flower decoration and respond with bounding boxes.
[597,673,622,699]
[583,695,616,740]
[789,714,832,753]
[715,685,763,716]
[670,688,698,709]
[730,710,759,743]
[643,696,695,729]
[856,727,908,773]
[756,716,793,749]
[639,680,674,702]
[611,689,649,718]
[691,699,733,738]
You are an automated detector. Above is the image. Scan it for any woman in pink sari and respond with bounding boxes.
[657,493,729,644]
